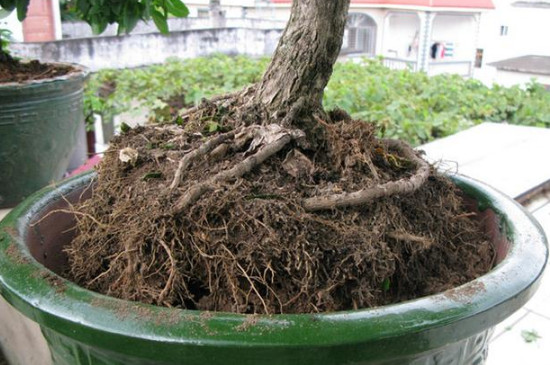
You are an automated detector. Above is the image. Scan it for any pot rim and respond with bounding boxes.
[0,61,89,89]
[0,171,547,358]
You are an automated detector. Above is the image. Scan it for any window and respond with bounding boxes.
[198,8,209,18]
[341,13,377,55]
[500,25,509,36]
[475,48,484,68]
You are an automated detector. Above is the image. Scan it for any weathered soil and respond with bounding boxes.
[0,58,73,83]
[64,105,494,315]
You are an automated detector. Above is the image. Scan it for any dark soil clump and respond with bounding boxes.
[64,111,494,314]
[0,59,73,83]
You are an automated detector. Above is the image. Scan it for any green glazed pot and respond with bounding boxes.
[0,172,547,365]
[0,63,89,208]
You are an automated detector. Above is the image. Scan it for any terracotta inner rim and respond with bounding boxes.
[24,184,510,278]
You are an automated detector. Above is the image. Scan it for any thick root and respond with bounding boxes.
[302,139,430,212]
[173,125,295,213]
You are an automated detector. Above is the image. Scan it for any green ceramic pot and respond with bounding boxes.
[0,172,547,365]
[0,63,89,208]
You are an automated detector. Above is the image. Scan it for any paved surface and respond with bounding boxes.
[485,192,550,365]
[420,122,550,200]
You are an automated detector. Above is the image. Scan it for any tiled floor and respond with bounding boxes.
[485,196,550,365]
[420,122,550,200]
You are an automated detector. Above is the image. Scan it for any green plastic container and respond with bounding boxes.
[0,172,547,365]
[0,64,89,208]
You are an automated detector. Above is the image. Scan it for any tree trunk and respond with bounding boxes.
[255,0,350,126]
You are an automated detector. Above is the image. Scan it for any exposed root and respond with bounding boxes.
[303,139,430,212]
[173,125,293,213]
[157,238,177,304]
[169,131,236,191]
[65,102,493,315]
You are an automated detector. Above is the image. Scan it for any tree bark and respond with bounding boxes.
[255,0,350,126]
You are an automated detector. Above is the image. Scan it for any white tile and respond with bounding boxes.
[524,275,550,318]
[487,312,550,365]
[491,308,530,341]
[419,123,550,199]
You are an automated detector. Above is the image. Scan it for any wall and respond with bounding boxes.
[384,12,419,59]
[478,0,550,65]
[493,70,550,88]
[0,11,23,42]
[473,0,550,86]
[61,17,285,39]
[431,14,477,60]
[10,28,282,71]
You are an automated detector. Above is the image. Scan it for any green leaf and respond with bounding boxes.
[15,0,29,21]
[122,1,141,34]
[166,0,189,17]
[142,171,163,180]
[0,0,16,12]
[151,9,168,34]
[207,122,221,133]
[75,0,90,16]
[161,143,175,150]
[91,18,108,35]
[120,122,132,134]
[382,278,391,292]
[521,330,541,343]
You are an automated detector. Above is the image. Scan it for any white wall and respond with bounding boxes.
[0,11,23,42]
[431,14,477,60]
[384,12,419,59]
[479,0,550,64]
[11,28,281,71]
[184,0,276,19]
[493,70,550,87]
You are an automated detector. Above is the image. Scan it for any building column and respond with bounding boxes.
[22,0,57,42]
[471,13,481,75]
[416,11,435,72]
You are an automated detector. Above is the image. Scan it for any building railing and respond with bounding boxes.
[382,57,418,72]
[382,57,473,77]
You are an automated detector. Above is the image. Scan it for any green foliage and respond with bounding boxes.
[325,58,550,145]
[84,55,550,145]
[0,0,29,21]
[0,0,189,34]
[0,28,12,52]
[85,54,269,127]
[59,0,80,21]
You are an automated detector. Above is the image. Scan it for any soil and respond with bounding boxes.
[63,101,495,315]
[0,57,73,83]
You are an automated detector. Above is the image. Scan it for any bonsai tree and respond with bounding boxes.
[1,0,494,314]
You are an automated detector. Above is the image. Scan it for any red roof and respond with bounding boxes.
[270,0,494,9]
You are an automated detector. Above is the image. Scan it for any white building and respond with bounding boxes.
[220,0,496,77]
[475,0,550,86]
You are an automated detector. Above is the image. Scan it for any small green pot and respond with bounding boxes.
[0,172,547,365]
[0,63,89,208]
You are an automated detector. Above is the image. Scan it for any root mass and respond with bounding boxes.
[64,99,494,314]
